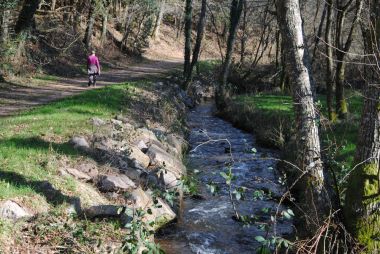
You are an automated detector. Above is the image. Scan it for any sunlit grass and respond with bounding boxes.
[233,90,363,169]
[0,82,137,203]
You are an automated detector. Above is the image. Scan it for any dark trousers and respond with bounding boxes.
[88,73,97,86]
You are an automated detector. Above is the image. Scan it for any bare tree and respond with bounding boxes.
[185,0,208,85]
[325,0,335,120]
[1,9,11,44]
[84,0,96,49]
[183,0,193,82]
[276,0,328,229]
[334,0,364,119]
[216,0,244,109]
[151,0,165,40]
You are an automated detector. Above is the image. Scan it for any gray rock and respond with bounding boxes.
[151,128,167,140]
[159,170,180,188]
[116,115,129,123]
[77,163,99,179]
[166,134,187,155]
[91,117,105,126]
[82,205,122,219]
[146,144,185,176]
[122,168,144,181]
[126,146,150,168]
[70,136,90,150]
[135,128,158,143]
[130,188,176,230]
[98,174,136,192]
[111,119,124,130]
[136,140,148,151]
[0,200,31,220]
[65,168,92,181]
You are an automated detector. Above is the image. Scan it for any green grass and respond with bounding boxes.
[197,59,221,75]
[33,74,61,82]
[0,82,137,207]
[232,91,363,170]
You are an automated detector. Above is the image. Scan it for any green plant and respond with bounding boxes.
[120,207,164,254]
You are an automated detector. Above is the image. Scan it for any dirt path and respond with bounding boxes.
[0,59,181,117]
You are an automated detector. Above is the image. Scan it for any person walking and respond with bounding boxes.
[87,50,101,87]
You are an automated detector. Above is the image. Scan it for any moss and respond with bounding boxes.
[153,215,173,231]
[345,163,380,253]
[341,99,348,114]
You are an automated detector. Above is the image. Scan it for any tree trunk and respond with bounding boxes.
[151,0,165,40]
[334,0,364,119]
[240,0,247,64]
[183,0,193,81]
[73,0,84,35]
[84,0,96,50]
[15,0,41,34]
[216,0,244,109]
[185,0,207,85]
[276,0,327,230]
[1,9,11,44]
[51,0,57,11]
[121,10,134,51]
[325,0,334,121]
[311,4,327,65]
[101,6,109,46]
[344,1,380,251]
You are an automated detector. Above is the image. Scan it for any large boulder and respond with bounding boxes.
[126,146,150,168]
[131,188,176,230]
[146,144,186,176]
[98,174,136,192]
[0,200,31,220]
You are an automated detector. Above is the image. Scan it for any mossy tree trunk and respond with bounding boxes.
[344,1,380,251]
[276,0,328,230]
[334,0,364,119]
[216,0,244,109]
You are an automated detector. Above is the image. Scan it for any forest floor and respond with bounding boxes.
[0,57,182,116]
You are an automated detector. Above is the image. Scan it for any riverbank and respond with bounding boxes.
[220,91,363,204]
[0,78,192,252]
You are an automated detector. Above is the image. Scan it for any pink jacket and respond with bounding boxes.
[87,55,100,70]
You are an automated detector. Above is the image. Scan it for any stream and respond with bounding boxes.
[156,102,293,254]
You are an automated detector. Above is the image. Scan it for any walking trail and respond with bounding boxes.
[0,58,181,117]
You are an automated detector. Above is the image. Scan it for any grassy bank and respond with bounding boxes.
[222,91,363,194]
[0,79,186,250]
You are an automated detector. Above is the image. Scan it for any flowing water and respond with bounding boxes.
[156,102,293,254]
